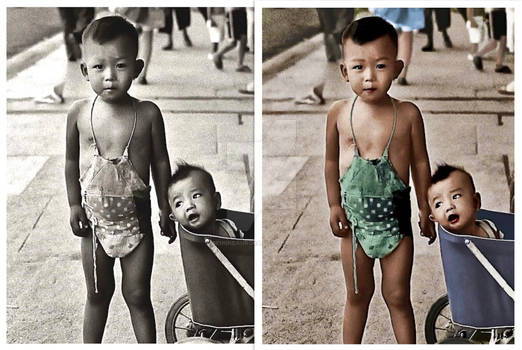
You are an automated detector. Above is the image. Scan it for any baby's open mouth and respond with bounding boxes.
[187,213,199,221]
[448,214,459,224]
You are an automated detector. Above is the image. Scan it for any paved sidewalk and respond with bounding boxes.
[6,9,253,343]
[262,11,513,344]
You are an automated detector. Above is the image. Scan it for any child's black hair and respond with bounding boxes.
[82,15,139,57]
[431,163,476,192]
[341,16,398,56]
[168,161,216,194]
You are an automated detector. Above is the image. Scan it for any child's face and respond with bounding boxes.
[168,171,221,233]
[81,37,143,102]
[428,171,480,234]
[340,36,403,103]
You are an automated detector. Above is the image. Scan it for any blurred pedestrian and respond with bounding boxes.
[465,8,487,60]
[115,7,165,84]
[34,7,95,104]
[472,8,511,74]
[421,8,453,51]
[159,8,193,50]
[374,8,425,85]
[212,7,250,73]
[295,8,354,105]
[206,7,226,59]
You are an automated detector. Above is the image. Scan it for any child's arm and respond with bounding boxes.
[65,101,90,237]
[148,101,176,243]
[408,103,436,244]
[325,101,350,237]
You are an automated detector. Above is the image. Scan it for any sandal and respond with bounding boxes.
[34,90,64,104]
[494,65,512,74]
[295,89,325,105]
[397,77,409,86]
[235,65,251,73]
[212,54,223,70]
[497,87,514,95]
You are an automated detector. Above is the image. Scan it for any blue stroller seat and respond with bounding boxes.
[439,209,514,329]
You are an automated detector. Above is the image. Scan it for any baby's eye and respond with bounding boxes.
[193,193,202,199]
[116,63,127,69]
[352,64,363,70]
[376,64,386,69]
[174,201,182,208]
[452,193,462,200]
[434,201,442,209]
[93,64,103,70]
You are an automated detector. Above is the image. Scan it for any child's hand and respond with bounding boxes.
[329,205,351,237]
[418,211,436,244]
[159,210,177,244]
[69,205,90,237]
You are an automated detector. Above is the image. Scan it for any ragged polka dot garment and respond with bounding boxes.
[79,96,151,293]
[339,96,412,294]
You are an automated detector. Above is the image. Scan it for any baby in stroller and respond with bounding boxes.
[427,164,503,239]
[424,163,513,344]
[168,161,244,238]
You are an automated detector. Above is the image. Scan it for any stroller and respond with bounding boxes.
[165,209,254,343]
[424,209,514,344]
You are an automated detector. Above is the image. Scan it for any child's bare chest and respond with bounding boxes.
[78,110,149,158]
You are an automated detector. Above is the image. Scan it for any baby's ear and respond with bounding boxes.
[339,63,349,82]
[428,213,437,222]
[214,192,222,211]
[394,60,404,79]
[80,62,89,81]
[474,192,482,211]
[134,59,144,78]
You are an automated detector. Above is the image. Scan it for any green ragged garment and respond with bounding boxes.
[339,96,412,294]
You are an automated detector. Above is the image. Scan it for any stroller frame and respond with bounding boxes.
[165,208,254,343]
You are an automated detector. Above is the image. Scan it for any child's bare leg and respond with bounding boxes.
[237,34,247,67]
[81,235,116,343]
[380,236,415,344]
[138,29,153,83]
[121,233,156,343]
[495,36,507,66]
[397,31,413,79]
[340,236,375,344]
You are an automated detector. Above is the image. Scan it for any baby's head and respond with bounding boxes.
[167,162,221,234]
[80,16,143,101]
[428,164,481,234]
[339,16,403,101]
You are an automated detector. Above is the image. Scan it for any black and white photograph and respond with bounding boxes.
[5,6,254,343]
[261,5,514,344]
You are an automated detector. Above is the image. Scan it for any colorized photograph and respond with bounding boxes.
[6,6,254,344]
[262,7,514,344]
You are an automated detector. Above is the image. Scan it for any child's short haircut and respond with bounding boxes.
[168,161,216,193]
[82,15,139,57]
[431,163,476,192]
[340,16,398,56]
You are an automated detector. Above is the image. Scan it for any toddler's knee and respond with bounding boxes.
[382,288,410,309]
[86,286,114,306]
[346,287,374,307]
[122,287,151,309]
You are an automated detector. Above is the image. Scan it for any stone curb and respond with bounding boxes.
[7,33,62,80]
[262,33,322,82]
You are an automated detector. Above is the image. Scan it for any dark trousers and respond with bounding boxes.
[316,8,354,62]
[57,7,95,60]
[423,8,451,33]
[162,7,191,34]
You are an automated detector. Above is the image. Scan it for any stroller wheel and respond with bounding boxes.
[165,294,194,343]
[425,294,458,344]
